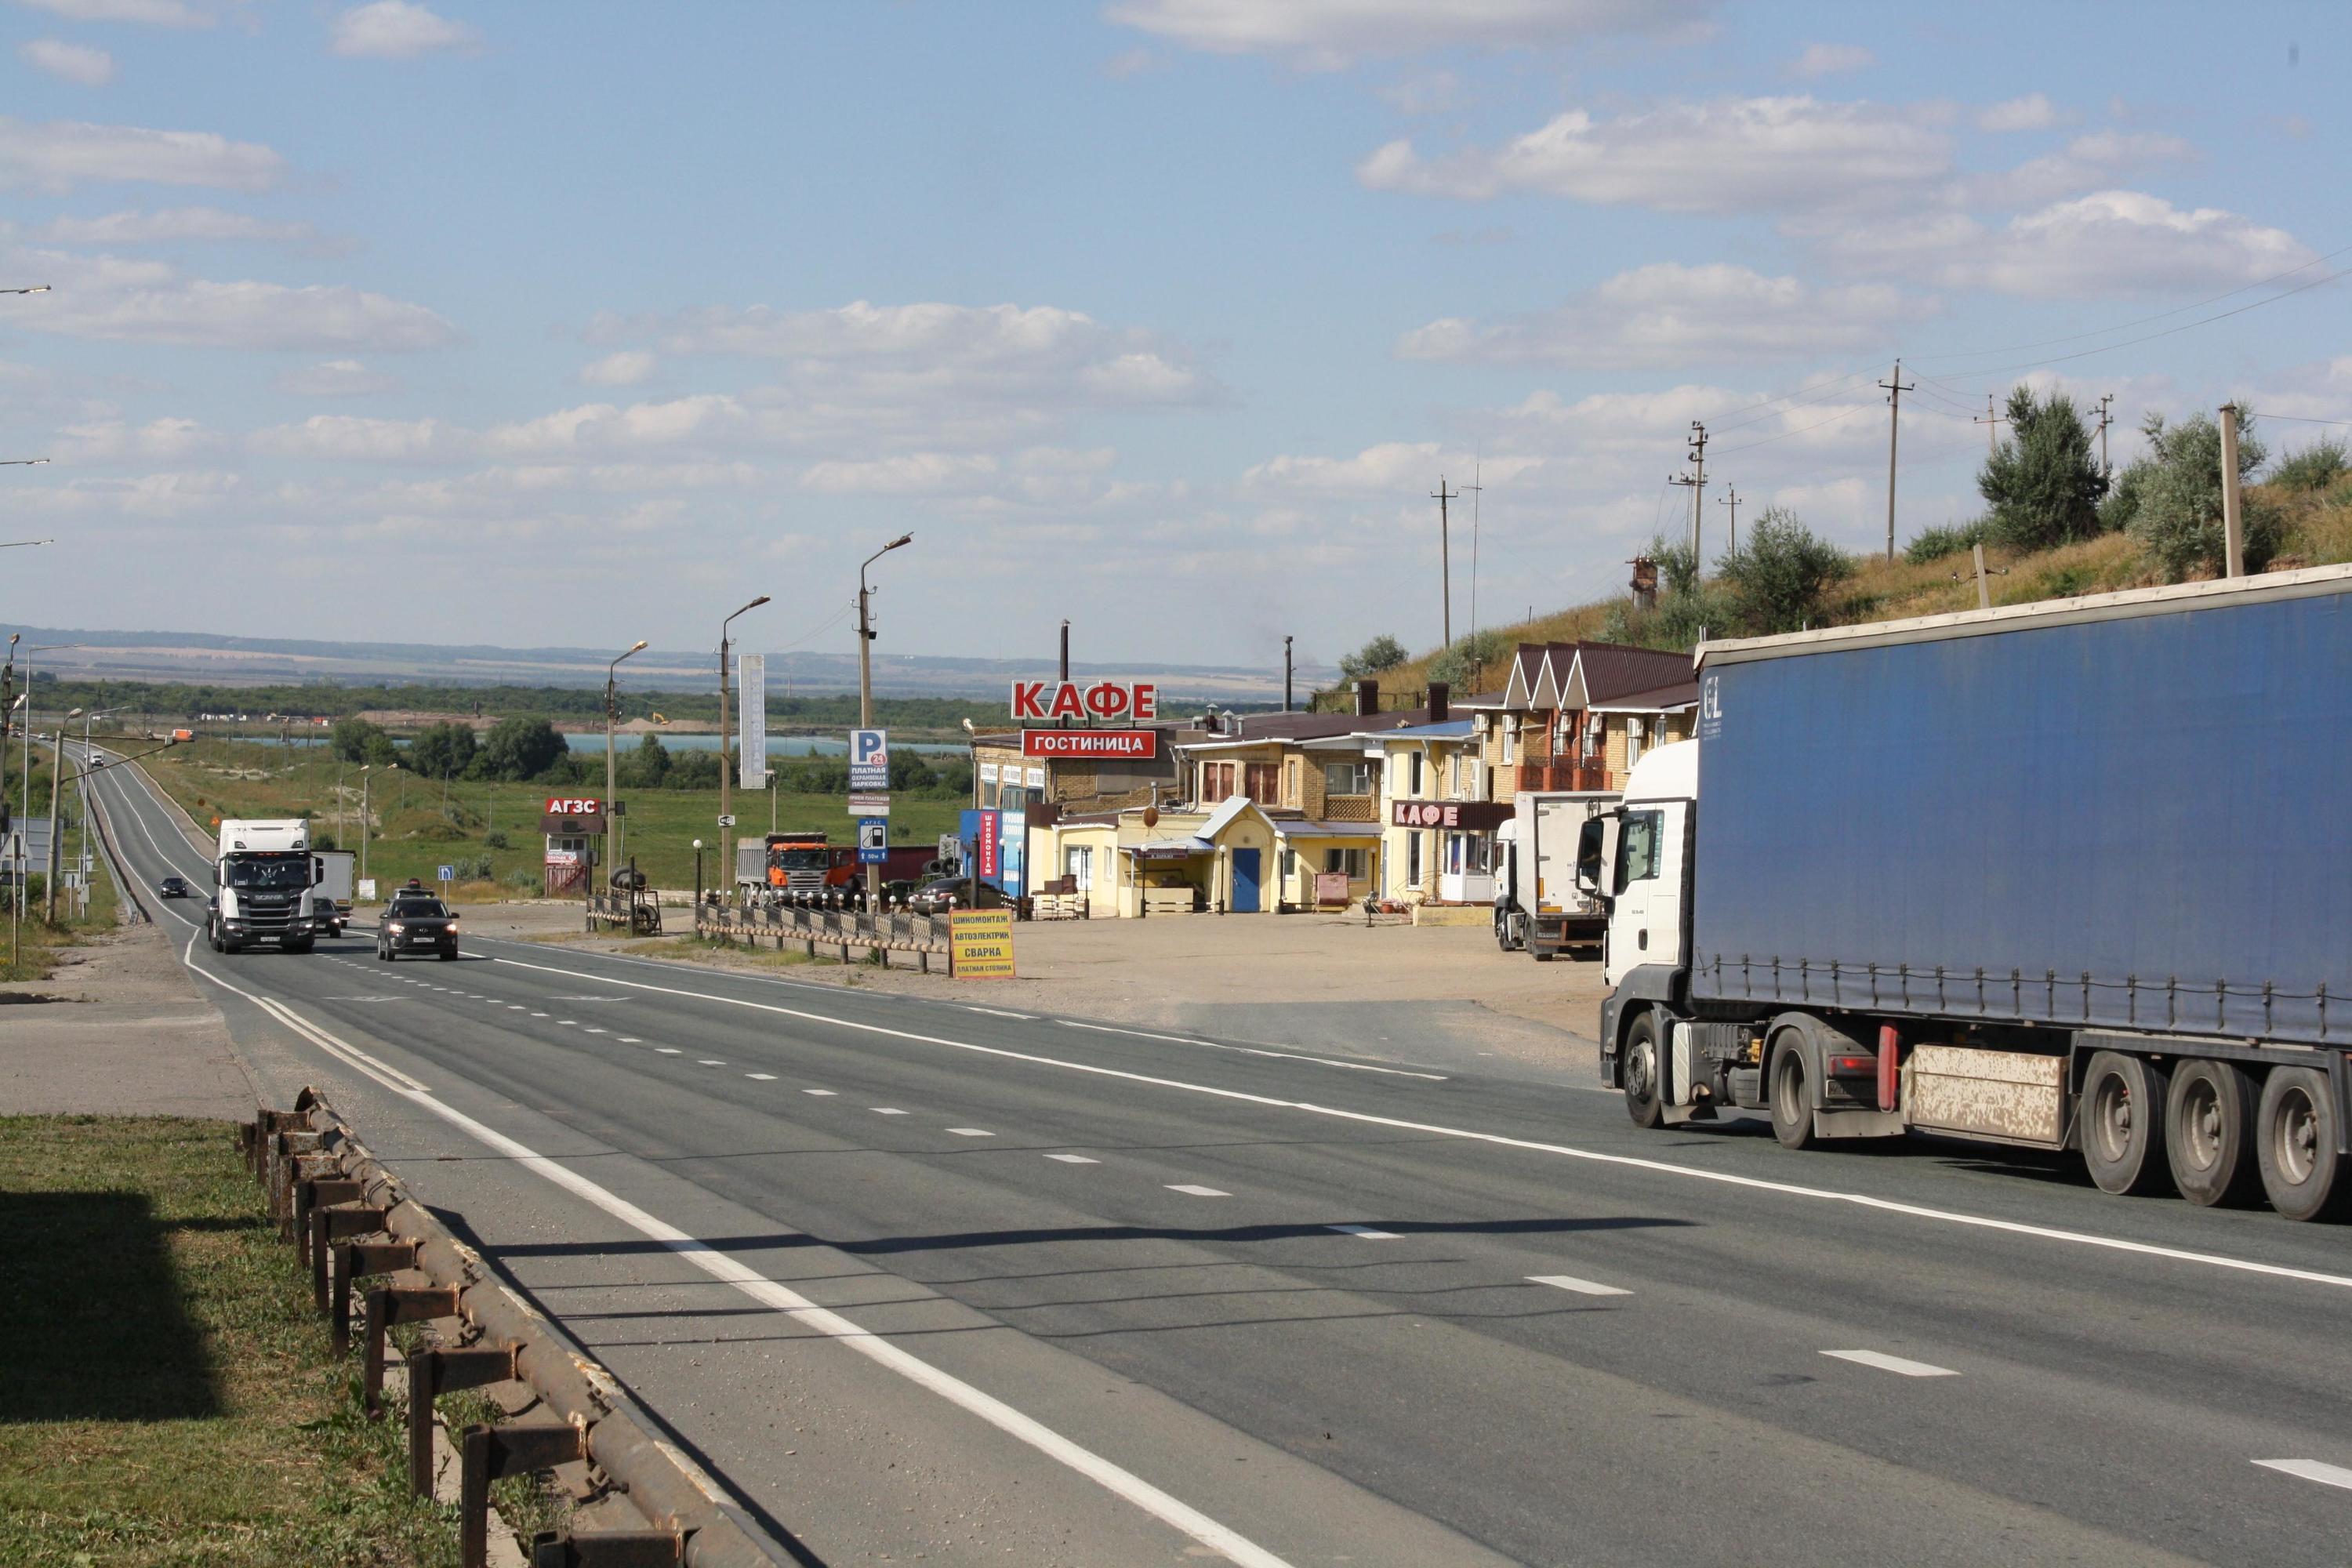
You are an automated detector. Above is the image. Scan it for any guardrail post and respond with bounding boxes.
[293,1175,363,1268]
[408,1343,521,1494]
[364,1283,463,1419]
[331,1238,418,1354]
[528,1530,684,1566]
[310,1204,389,1313]
[461,1422,585,1568]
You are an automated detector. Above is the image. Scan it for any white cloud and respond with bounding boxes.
[38,206,318,246]
[1977,93,2057,132]
[11,0,212,26]
[274,358,399,397]
[1377,70,1461,114]
[1397,262,1929,369]
[20,39,114,85]
[800,452,1000,495]
[53,414,211,461]
[16,250,459,350]
[1358,96,1951,212]
[252,413,463,463]
[578,350,657,387]
[1964,129,2191,208]
[1243,441,1539,494]
[0,118,283,192]
[1106,0,1716,67]
[331,1,480,60]
[1791,42,1871,77]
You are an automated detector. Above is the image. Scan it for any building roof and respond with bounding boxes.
[1367,717,1474,740]
[1573,644,1694,706]
[1588,677,1700,713]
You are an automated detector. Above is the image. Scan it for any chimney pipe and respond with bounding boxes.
[1427,681,1449,724]
[1356,678,1377,717]
[1283,635,1293,713]
[1058,619,1070,683]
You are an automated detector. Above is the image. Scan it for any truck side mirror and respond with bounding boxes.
[313,855,325,887]
[1574,815,1619,899]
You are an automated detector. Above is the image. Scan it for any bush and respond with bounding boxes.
[1647,532,1698,597]
[503,869,541,892]
[1715,506,1854,636]
[1904,520,1989,564]
[2271,437,2349,492]
[2127,409,2281,581]
[1425,629,1510,688]
[473,716,568,782]
[483,829,510,850]
[408,721,477,781]
[1978,387,2107,552]
[1338,634,1409,680]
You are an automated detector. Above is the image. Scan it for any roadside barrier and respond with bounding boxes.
[694,896,953,971]
[241,1088,786,1568]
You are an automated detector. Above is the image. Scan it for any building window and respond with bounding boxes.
[1279,847,1295,884]
[1025,767,1045,789]
[1627,715,1647,771]
[979,762,999,786]
[1323,847,1367,878]
[1406,833,1423,887]
[1408,751,1424,797]
[1284,758,1301,807]
[1500,722,1515,765]
[1245,761,1280,801]
[1065,845,1093,891]
[1323,760,1373,797]
[1202,760,1235,802]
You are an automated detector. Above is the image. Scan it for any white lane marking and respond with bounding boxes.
[802,1088,837,1097]
[530,1011,550,1018]
[1047,1154,1101,1164]
[181,982,1293,1568]
[655,1047,682,1055]
[1327,1225,1399,1240]
[487,955,2352,1294]
[1527,1274,1631,1298]
[619,1036,641,1043]
[2254,1459,2352,1491]
[871,1107,907,1116]
[584,1028,608,1035]
[1057,1018,1447,1081]
[1821,1349,1958,1378]
[967,1006,1034,1019]
[746,1073,778,1081]
[946,1127,995,1138]
[508,1005,526,1011]
[1167,1184,1230,1197]
[698,1059,725,1066]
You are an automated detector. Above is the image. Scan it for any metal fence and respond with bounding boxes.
[695,897,955,970]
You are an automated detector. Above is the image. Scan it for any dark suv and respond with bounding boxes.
[378,897,459,961]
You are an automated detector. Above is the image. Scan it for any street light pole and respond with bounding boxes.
[605,641,648,917]
[858,534,913,913]
[717,596,770,905]
[359,766,371,891]
[21,644,82,824]
[46,707,79,920]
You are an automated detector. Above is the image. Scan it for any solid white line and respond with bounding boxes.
[946,1127,995,1138]
[485,955,2352,1294]
[1527,1274,1631,1298]
[1821,1349,1958,1378]
[746,1073,778,1081]
[967,1006,1034,1019]
[802,1088,837,1096]
[2253,1459,2352,1491]
[1327,1225,1399,1240]
[871,1107,908,1115]
[1056,1018,1447,1080]
[1166,1184,1230,1197]
[1047,1154,1101,1164]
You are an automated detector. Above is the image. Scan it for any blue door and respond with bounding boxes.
[1231,848,1261,913]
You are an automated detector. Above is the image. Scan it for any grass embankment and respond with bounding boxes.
[0,1116,459,1566]
[2,756,125,983]
[1359,479,2352,698]
[132,741,963,899]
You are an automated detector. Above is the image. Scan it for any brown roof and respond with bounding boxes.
[1592,677,1700,711]
[1573,643,1694,705]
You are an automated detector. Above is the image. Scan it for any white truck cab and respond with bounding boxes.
[1596,742,1696,989]
[211,817,326,953]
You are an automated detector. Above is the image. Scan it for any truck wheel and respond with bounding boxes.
[2081,1051,2170,1196]
[2256,1066,2350,1221]
[1769,1034,1815,1151]
[1494,913,1513,952]
[1621,1011,1664,1130]
[2165,1058,2262,1207]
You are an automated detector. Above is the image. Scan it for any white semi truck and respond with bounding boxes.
[1494,790,1616,959]
[208,818,329,953]
[315,850,354,935]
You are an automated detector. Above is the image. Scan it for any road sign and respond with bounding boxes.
[847,791,890,817]
[856,817,887,864]
[949,908,1015,978]
[975,809,1000,880]
[1022,728,1156,759]
[437,863,455,882]
[716,814,737,827]
[358,878,377,901]
[850,728,889,791]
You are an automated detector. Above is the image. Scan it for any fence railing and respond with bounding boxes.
[246,1087,783,1567]
[695,898,957,970]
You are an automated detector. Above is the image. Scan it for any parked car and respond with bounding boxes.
[906,877,1007,916]
[377,898,459,961]
[157,875,191,899]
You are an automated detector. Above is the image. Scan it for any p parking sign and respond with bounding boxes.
[850,728,889,791]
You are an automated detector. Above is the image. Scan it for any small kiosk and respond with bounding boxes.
[540,795,604,896]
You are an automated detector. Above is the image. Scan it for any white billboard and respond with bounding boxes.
[738,652,768,789]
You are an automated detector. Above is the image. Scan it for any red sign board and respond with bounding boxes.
[975,810,1000,880]
[543,796,602,815]
[1389,799,1513,832]
[1010,680,1159,723]
[1022,728,1157,760]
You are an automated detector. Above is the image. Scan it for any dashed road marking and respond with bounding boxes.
[967,1006,1033,1019]
[746,1073,778,1081]
[1528,1274,1631,1298]
[655,1047,681,1055]
[1046,1153,1100,1163]
[2255,1459,2352,1491]
[1821,1349,1958,1378]
[1166,1184,1229,1197]
[802,1088,837,1096]
[946,1127,995,1138]
[618,1036,641,1043]
[1328,1225,1399,1240]
[872,1107,907,1115]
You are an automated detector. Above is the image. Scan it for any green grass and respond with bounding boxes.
[136,741,964,898]
[0,1116,461,1566]
[2,758,125,983]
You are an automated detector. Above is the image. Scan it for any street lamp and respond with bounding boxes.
[691,837,704,913]
[1,539,53,550]
[717,596,769,902]
[605,640,648,914]
[857,534,913,913]
[20,643,82,823]
[45,706,82,920]
[1,285,50,296]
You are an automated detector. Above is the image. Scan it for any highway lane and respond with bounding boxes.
[89,752,2352,1566]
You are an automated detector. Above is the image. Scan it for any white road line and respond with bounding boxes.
[698,1059,725,1066]
[1056,1018,1446,1080]
[1821,1349,1958,1378]
[1527,1274,1631,1298]
[871,1107,907,1116]
[560,1020,579,1026]
[967,1006,1034,1019]
[1327,1225,1399,1240]
[485,954,2352,1294]
[2254,1459,2352,1491]
[1047,1154,1101,1164]
[746,1073,778,1081]
[1167,1184,1230,1197]
[530,1011,550,1018]
[655,1047,682,1055]
[802,1088,837,1096]
[619,1036,641,1043]
[584,1028,607,1034]
[946,1127,995,1138]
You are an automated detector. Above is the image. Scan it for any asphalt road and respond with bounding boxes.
[86,753,2352,1566]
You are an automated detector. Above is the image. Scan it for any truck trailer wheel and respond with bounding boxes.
[2256,1066,2350,1221]
[2081,1051,2170,1196]
[2165,1058,2263,1207]
[1621,1011,1664,1130]
[1768,1034,1815,1151]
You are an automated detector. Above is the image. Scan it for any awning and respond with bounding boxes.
[1126,836,1213,859]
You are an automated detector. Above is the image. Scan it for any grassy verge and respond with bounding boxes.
[2,767,125,984]
[0,1116,460,1566]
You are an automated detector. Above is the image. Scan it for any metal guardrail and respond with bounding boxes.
[586,891,662,936]
[695,898,954,970]
[245,1088,786,1568]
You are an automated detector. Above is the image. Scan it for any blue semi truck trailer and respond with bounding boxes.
[1588,564,2352,1221]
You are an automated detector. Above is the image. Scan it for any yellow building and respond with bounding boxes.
[1468,641,1697,797]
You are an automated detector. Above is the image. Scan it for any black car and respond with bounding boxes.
[158,875,191,899]
[906,876,1007,915]
[378,898,459,961]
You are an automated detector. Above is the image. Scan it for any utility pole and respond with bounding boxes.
[1717,488,1740,557]
[1976,391,2008,456]
[1431,477,1458,648]
[2219,402,2246,578]
[2095,392,2114,481]
[605,641,647,921]
[857,536,911,916]
[45,710,73,920]
[1283,635,1294,713]
[1668,422,1708,571]
[717,596,771,909]
[1879,360,1915,562]
[1464,463,1483,648]
[358,767,370,891]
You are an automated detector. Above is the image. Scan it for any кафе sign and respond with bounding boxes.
[1389,799,1512,832]
[1010,680,1161,760]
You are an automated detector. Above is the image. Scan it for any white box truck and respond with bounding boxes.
[1494,790,1616,960]
[208,818,328,953]
[315,850,354,935]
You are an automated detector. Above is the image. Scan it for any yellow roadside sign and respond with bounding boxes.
[950,909,1016,979]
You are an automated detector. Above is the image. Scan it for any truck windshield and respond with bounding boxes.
[776,849,829,870]
[223,856,312,889]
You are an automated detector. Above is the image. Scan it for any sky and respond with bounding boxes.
[1,0,2347,681]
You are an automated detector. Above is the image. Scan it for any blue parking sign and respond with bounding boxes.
[850,728,889,791]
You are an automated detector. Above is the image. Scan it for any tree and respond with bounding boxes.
[2272,436,2349,492]
[1978,387,2107,552]
[1715,506,1854,636]
[408,721,477,781]
[1338,634,1409,680]
[330,716,393,765]
[1426,629,1509,688]
[623,732,671,788]
[474,716,568,781]
[2126,408,2281,581]
[1648,532,1699,597]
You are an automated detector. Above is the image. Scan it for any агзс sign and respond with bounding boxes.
[1010,681,1158,723]
[1022,729,1156,759]
[541,796,605,833]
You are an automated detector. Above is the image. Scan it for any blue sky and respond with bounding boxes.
[2,0,2346,677]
